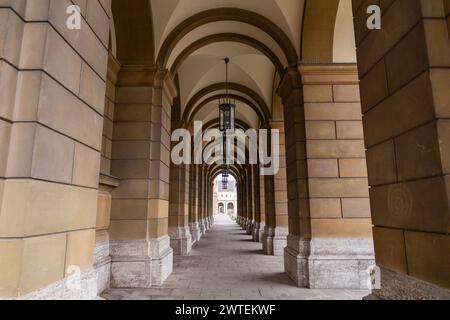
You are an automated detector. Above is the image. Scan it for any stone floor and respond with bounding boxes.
[102,215,369,300]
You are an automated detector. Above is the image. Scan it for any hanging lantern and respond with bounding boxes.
[222,175,228,190]
[219,102,235,132]
[219,58,236,133]
[222,164,229,190]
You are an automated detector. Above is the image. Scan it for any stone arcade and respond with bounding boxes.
[0,0,449,300]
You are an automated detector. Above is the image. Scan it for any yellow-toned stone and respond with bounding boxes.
[20,234,66,296]
[65,229,95,275]
[405,231,450,289]
[0,120,11,177]
[148,199,169,219]
[96,191,111,230]
[0,179,97,237]
[0,239,23,298]
[311,218,373,238]
[95,230,109,245]
[274,215,289,227]
[110,220,148,241]
[0,179,4,206]
[373,227,408,274]
[72,143,101,188]
[147,218,169,239]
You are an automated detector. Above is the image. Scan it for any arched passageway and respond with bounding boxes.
[103,215,366,300]
[0,0,449,300]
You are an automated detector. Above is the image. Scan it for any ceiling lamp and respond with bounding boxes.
[222,165,229,190]
[219,58,236,133]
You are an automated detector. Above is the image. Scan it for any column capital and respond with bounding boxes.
[116,64,158,86]
[277,66,302,102]
[298,63,359,85]
[107,53,121,85]
[154,69,178,103]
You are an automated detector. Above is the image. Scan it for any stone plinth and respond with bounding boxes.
[190,222,202,243]
[110,236,173,288]
[169,227,193,256]
[285,236,375,289]
[262,226,288,256]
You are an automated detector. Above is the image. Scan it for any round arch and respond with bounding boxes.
[157,8,298,68]
[202,118,252,132]
[170,33,284,75]
[183,82,271,123]
[301,0,340,62]
[188,94,265,125]
[111,0,155,65]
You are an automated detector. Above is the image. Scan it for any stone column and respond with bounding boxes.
[94,54,121,295]
[236,183,242,225]
[208,174,214,226]
[95,174,118,295]
[204,172,210,229]
[0,0,111,299]
[262,120,289,256]
[252,165,262,242]
[254,173,266,243]
[201,166,208,230]
[197,165,206,234]
[168,155,192,255]
[240,171,249,230]
[283,64,374,290]
[189,165,201,242]
[206,173,212,228]
[246,166,254,235]
[353,0,450,298]
[110,66,176,288]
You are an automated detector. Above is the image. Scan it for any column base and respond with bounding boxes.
[236,216,241,225]
[246,220,254,235]
[169,227,193,256]
[110,236,173,288]
[19,268,99,300]
[205,217,212,230]
[284,236,375,289]
[252,222,265,242]
[93,234,111,295]
[241,218,248,230]
[262,226,288,256]
[199,219,207,235]
[366,267,450,300]
[190,222,202,243]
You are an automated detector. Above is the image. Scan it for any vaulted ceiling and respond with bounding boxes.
[112,0,357,131]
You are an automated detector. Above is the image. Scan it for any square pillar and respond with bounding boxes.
[262,120,289,256]
[189,165,201,242]
[280,65,374,289]
[353,0,450,299]
[0,1,111,299]
[109,67,176,288]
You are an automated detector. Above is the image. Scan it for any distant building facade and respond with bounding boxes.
[213,176,238,218]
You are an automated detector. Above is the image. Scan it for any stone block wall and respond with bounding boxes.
[353,0,450,298]
[109,66,176,288]
[301,64,372,239]
[0,0,111,299]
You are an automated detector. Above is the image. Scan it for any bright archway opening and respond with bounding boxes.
[213,174,238,220]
